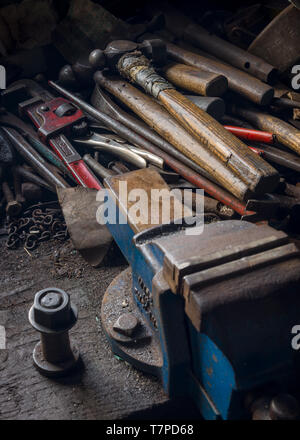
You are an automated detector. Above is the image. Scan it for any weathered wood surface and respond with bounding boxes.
[0,238,191,420]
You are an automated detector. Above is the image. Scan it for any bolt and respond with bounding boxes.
[40,292,63,309]
[28,288,80,377]
[113,313,139,337]
[2,181,22,217]
[40,105,49,112]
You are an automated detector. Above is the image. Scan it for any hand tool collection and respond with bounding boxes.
[2,0,300,420]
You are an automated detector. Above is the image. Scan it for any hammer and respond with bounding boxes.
[89,39,279,196]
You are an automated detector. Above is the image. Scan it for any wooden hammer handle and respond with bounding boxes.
[162,62,228,97]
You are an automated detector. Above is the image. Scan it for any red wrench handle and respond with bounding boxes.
[49,134,102,189]
[224,125,274,144]
[68,160,102,189]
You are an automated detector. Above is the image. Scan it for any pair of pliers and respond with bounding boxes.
[73,124,164,170]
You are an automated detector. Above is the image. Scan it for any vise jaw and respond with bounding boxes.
[101,168,300,420]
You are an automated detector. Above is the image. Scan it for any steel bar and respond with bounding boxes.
[159,4,277,83]
[13,165,55,193]
[159,38,274,106]
[83,154,115,180]
[1,127,69,190]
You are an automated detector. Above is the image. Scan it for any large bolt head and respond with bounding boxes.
[113,313,139,337]
[29,288,77,332]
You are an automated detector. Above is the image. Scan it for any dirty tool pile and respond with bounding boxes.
[2,0,300,422]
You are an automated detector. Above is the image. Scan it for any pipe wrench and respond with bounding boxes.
[1,79,102,189]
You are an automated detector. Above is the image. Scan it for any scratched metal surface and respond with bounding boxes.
[0,237,199,420]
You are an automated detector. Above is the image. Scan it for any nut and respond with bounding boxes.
[6,200,22,217]
[30,288,76,332]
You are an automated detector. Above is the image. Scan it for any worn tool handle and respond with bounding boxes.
[163,39,274,106]
[115,48,278,194]
[49,80,255,213]
[94,72,252,201]
[158,88,278,194]
[162,62,228,96]
[49,135,102,189]
[232,104,300,156]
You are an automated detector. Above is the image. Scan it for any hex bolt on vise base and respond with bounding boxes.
[29,288,80,377]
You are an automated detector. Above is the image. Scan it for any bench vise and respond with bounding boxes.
[101,168,300,419]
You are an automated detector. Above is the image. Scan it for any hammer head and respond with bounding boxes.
[89,39,167,71]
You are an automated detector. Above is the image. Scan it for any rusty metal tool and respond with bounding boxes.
[231,103,300,156]
[83,154,115,180]
[12,167,25,205]
[272,98,300,111]
[13,165,55,193]
[92,68,278,198]
[0,126,15,165]
[1,80,102,190]
[90,84,224,178]
[76,132,147,169]
[151,36,274,106]
[184,95,225,120]
[49,79,251,203]
[1,126,69,191]
[29,287,80,377]
[49,79,254,215]
[75,130,164,169]
[248,4,300,75]
[89,40,279,196]
[248,144,300,173]
[2,180,22,217]
[158,4,277,83]
[0,110,76,183]
[161,62,228,96]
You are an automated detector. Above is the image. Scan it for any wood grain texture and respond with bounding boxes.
[234,105,300,156]
[95,73,252,201]
[162,62,228,97]
[1,239,188,420]
[165,40,274,106]
[159,89,279,194]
